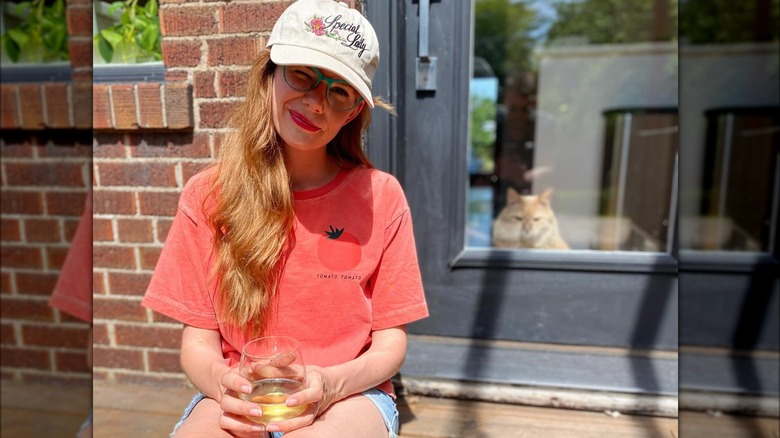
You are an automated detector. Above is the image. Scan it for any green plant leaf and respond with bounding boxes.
[7,29,30,47]
[97,37,114,63]
[43,26,65,54]
[100,29,123,48]
[107,1,125,16]
[4,37,21,63]
[145,0,158,17]
[14,2,32,16]
[139,24,157,51]
[52,0,65,16]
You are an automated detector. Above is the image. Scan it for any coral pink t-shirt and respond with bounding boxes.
[142,167,428,397]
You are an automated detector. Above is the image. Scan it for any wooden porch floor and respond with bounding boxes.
[1,379,777,437]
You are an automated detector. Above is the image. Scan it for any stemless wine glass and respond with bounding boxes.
[239,336,309,425]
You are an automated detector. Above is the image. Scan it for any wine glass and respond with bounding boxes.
[238,336,309,425]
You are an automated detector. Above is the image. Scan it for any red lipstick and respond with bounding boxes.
[289,110,320,132]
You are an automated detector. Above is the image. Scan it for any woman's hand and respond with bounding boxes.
[262,365,335,434]
[217,367,271,437]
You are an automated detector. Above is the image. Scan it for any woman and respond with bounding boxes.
[142,1,428,437]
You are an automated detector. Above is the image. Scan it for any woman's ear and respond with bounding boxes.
[343,101,366,126]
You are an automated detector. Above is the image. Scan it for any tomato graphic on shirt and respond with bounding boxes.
[317,225,361,271]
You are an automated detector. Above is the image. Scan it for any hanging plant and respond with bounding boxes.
[93,0,162,64]
[1,0,69,63]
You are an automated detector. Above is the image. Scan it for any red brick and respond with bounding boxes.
[93,85,112,130]
[18,84,45,129]
[93,218,114,241]
[0,298,53,321]
[1,191,44,214]
[94,272,106,295]
[36,141,92,158]
[0,84,20,129]
[160,6,218,36]
[0,272,12,294]
[71,81,92,129]
[15,273,59,296]
[22,325,88,348]
[93,323,109,345]
[115,324,180,349]
[24,219,62,243]
[139,246,162,270]
[1,219,21,241]
[46,246,70,270]
[0,143,33,158]
[199,101,236,129]
[0,246,43,269]
[4,162,84,187]
[63,217,80,242]
[164,70,189,82]
[55,351,89,373]
[0,347,51,370]
[138,191,181,217]
[66,6,92,36]
[93,297,146,321]
[94,133,128,158]
[137,83,164,129]
[164,83,193,129]
[222,1,291,33]
[107,272,152,296]
[208,37,259,66]
[93,346,144,369]
[156,218,174,243]
[117,219,154,243]
[43,83,71,128]
[148,350,183,373]
[93,190,136,215]
[218,70,249,98]
[111,84,138,130]
[151,311,181,324]
[46,191,88,215]
[182,162,213,185]
[99,162,177,187]
[68,39,92,69]
[194,71,216,98]
[1,323,15,345]
[131,131,211,159]
[161,39,202,68]
[93,245,136,269]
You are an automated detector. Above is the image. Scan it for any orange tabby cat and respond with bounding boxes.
[492,187,569,249]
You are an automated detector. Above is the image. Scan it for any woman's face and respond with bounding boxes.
[271,65,364,154]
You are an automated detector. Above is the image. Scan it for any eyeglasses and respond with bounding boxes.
[283,66,363,112]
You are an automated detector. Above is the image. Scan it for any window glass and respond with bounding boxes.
[93,0,161,65]
[467,0,678,252]
[1,0,69,65]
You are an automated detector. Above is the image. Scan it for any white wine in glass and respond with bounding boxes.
[240,378,307,423]
[239,336,310,425]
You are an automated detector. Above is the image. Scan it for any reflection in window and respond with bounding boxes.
[93,0,162,65]
[467,0,678,252]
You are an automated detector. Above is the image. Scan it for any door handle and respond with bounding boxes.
[416,0,437,91]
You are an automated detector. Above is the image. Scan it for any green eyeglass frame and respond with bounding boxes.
[282,66,363,111]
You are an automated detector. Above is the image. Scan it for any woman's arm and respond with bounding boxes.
[180,324,233,401]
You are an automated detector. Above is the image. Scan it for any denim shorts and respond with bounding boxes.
[171,388,399,438]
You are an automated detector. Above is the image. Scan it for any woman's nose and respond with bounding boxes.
[302,82,328,112]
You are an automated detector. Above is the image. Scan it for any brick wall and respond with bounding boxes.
[0,0,93,384]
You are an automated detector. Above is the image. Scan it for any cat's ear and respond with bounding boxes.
[507,187,522,203]
[538,188,554,206]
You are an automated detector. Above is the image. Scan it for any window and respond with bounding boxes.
[92,0,164,82]
[466,0,678,256]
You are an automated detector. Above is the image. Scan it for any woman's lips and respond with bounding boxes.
[289,110,320,132]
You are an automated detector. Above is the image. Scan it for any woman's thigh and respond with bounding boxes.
[284,394,388,438]
[174,397,247,438]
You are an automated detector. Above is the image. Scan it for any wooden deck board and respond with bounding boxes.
[5,380,774,438]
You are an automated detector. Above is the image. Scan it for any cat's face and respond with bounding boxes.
[496,189,557,239]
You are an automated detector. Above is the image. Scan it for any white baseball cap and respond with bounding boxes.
[267,0,379,108]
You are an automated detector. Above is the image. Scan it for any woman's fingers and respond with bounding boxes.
[218,409,268,437]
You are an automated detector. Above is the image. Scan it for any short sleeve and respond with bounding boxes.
[141,177,219,329]
[368,182,428,330]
